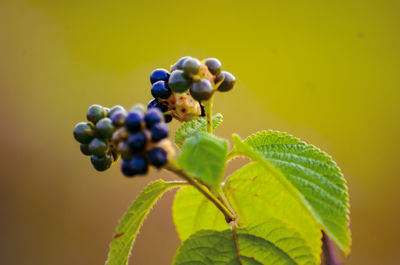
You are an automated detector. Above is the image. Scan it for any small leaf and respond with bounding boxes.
[175,113,223,148]
[178,132,228,186]
[173,186,229,241]
[105,180,184,265]
[173,219,317,265]
[231,131,351,254]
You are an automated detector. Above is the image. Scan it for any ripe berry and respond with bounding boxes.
[111,111,127,127]
[87,104,106,124]
[150,68,170,84]
[144,108,163,129]
[121,157,148,177]
[216,71,236,92]
[73,122,95,144]
[96,118,115,138]
[91,153,112,171]
[147,147,168,168]
[190,79,214,101]
[121,159,135,176]
[108,105,126,118]
[168,70,192,93]
[205,58,222,75]
[127,131,147,153]
[88,138,109,156]
[147,99,168,112]
[125,111,144,132]
[151,81,171,99]
[150,123,169,142]
[80,144,91,156]
[164,114,173,123]
[182,57,201,75]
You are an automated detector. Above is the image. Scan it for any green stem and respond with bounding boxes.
[166,160,236,223]
[205,96,214,134]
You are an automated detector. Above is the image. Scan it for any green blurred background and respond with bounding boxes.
[1,0,399,264]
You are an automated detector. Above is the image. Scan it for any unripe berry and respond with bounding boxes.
[117,141,132,160]
[151,80,171,99]
[216,71,236,92]
[150,123,169,142]
[80,144,91,156]
[87,104,106,124]
[205,58,222,75]
[127,131,147,153]
[73,122,95,144]
[91,153,112,171]
[175,56,191,70]
[108,105,126,118]
[96,118,115,138]
[111,111,127,127]
[190,79,214,101]
[147,147,168,168]
[88,138,109,156]
[145,108,164,129]
[125,111,144,132]
[182,57,201,75]
[168,70,192,93]
[150,68,170,84]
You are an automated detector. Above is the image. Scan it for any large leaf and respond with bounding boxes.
[232,131,350,254]
[173,219,317,265]
[175,113,223,148]
[178,132,228,186]
[172,164,322,263]
[105,180,184,265]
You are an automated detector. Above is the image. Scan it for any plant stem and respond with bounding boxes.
[322,231,341,265]
[231,223,243,265]
[205,96,214,134]
[166,160,236,223]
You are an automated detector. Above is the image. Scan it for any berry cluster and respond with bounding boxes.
[147,56,235,122]
[111,105,174,177]
[73,104,127,171]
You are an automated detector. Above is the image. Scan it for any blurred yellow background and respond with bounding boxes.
[0,0,399,264]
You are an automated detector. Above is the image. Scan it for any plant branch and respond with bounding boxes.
[166,160,236,223]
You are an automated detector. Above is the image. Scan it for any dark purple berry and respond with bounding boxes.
[87,104,106,124]
[147,99,168,112]
[205,58,222,75]
[168,70,192,93]
[125,111,144,132]
[73,122,95,144]
[150,123,169,142]
[91,153,112,171]
[151,80,171,99]
[150,68,170,84]
[147,147,168,168]
[96,118,115,138]
[144,108,164,129]
[190,79,214,101]
[216,71,236,92]
[164,114,173,123]
[121,159,135,177]
[121,157,148,177]
[127,131,147,153]
[182,57,201,75]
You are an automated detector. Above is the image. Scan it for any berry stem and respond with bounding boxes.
[166,160,236,223]
[205,96,214,134]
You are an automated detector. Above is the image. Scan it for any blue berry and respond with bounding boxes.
[147,99,168,112]
[73,122,95,144]
[151,80,171,99]
[91,153,112,171]
[164,114,173,123]
[127,131,147,153]
[87,104,106,124]
[125,111,144,132]
[205,58,222,75]
[145,108,163,129]
[96,117,115,138]
[121,157,148,177]
[168,70,192,93]
[121,159,135,177]
[147,147,168,168]
[88,138,109,156]
[108,105,126,118]
[150,123,169,142]
[150,68,170,84]
[111,111,127,127]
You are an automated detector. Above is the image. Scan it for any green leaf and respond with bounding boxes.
[175,113,223,148]
[172,163,322,263]
[232,131,350,254]
[178,132,228,186]
[105,180,184,265]
[173,219,317,265]
[173,186,229,241]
